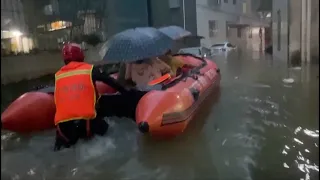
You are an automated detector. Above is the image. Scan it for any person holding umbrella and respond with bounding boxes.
[158,26,195,76]
[124,57,173,87]
[158,49,185,76]
[53,42,127,151]
[100,27,174,88]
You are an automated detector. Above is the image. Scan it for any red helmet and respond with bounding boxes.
[62,42,85,63]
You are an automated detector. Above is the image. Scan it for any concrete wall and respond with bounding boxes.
[106,0,149,37]
[300,0,319,63]
[273,0,319,63]
[310,0,319,61]
[288,0,301,55]
[196,0,265,50]
[149,0,199,47]
[272,0,289,61]
[196,4,237,47]
[1,46,103,85]
[228,27,257,51]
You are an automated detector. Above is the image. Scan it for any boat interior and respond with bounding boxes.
[38,53,215,120]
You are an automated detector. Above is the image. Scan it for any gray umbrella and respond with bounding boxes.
[99,28,173,63]
[158,26,192,40]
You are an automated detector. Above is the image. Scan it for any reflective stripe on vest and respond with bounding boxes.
[54,63,97,125]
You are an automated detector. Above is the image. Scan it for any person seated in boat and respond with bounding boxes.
[53,42,126,151]
[158,50,195,76]
[124,57,173,88]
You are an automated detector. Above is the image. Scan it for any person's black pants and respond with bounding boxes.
[54,116,108,151]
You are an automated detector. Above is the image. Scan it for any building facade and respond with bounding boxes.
[1,0,26,32]
[14,0,270,52]
[149,0,269,51]
[272,0,319,64]
[1,0,36,55]
[195,0,269,50]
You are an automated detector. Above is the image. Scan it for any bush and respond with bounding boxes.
[83,33,101,47]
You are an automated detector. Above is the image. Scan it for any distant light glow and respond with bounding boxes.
[11,30,22,37]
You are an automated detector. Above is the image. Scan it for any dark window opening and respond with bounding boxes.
[237,28,241,38]
[208,20,217,37]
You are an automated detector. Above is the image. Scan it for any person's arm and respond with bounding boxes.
[91,66,127,94]
[171,57,185,68]
[153,58,173,75]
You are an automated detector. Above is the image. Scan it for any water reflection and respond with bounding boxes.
[279,126,319,180]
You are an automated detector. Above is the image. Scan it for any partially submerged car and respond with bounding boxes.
[210,42,237,55]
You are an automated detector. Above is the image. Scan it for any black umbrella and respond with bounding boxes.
[158,26,192,40]
[100,28,173,63]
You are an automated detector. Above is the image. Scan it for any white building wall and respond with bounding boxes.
[196,3,237,47]
[196,7,228,47]
[228,27,250,49]
[196,0,263,50]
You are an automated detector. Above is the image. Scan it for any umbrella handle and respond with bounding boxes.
[148,73,171,86]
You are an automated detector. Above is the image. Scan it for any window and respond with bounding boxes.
[242,2,247,14]
[208,20,217,37]
[277,10,281,51]
[237,28,241,38]
[233,0,236,4]
[47,21,71,31]
[224,0,228,3]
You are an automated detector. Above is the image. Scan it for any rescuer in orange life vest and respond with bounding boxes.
[53,42,126,151]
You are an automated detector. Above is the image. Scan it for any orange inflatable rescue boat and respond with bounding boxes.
[135,54,220,137]
[1,54,220,138]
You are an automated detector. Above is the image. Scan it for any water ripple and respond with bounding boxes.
[303,129,319,138]
[280,126,319,180]
[294,138,304,145]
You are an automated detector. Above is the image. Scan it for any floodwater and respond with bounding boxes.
[1,51,319,180]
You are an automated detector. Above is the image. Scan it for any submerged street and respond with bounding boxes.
[1,51,319,180]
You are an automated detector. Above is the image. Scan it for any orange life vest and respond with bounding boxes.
[54,61,97,125]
